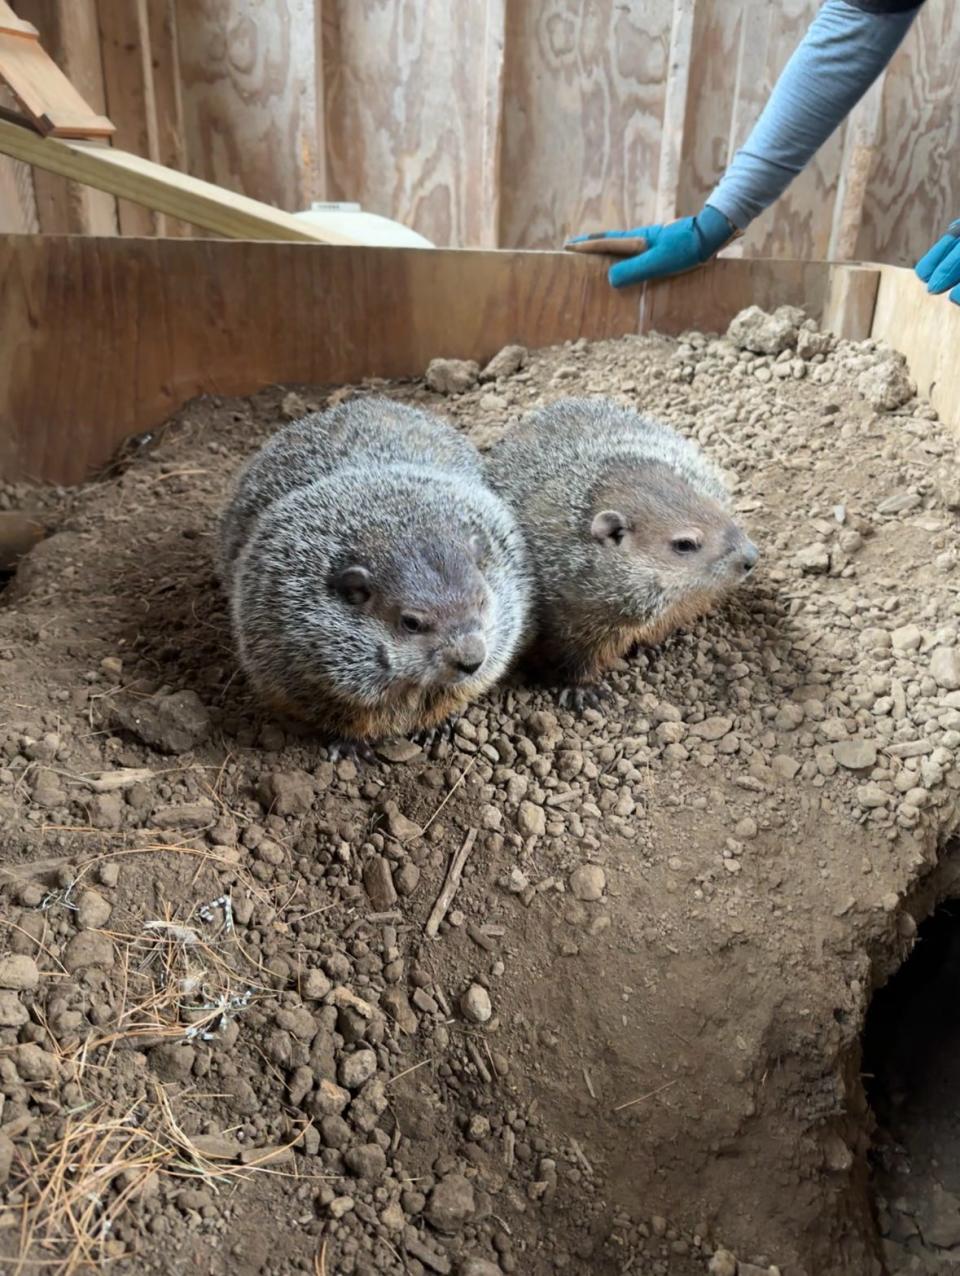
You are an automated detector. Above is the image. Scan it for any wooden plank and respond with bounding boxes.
[0,83,36,229]
[0,0,113,136]
[323,0,506,248]
[828,73,886,262]
[676,0,745,217]
[871,266,960,435]
[176,0,324,213]
[857,0,960,267]
[146,0,190,235]
[0,235,836,485]
[15,0,117,234]
[97,0,158,235]
[500,0,674,248]
[654,0,696,224]
[821,264,880,341]
[0,115,361,242]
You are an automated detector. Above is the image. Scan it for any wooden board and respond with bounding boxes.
[500,0,674,249]
[0,235,839,485]
[856,0,960,267]
[176,0,324,213]
[97,0,158,235]
[146,0,190,236]
[323,0,506,248]
[871,266,960,435]
[0,115,361,242]
[0,83,37,230]
[0,0,113,136]
[14,0,117,235]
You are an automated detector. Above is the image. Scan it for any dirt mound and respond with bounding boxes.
[1,310,959,1275]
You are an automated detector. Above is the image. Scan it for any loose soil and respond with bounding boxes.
[1,309,960,1276]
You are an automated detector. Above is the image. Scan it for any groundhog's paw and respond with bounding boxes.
[326,738,377,764]
[557,685,608,714]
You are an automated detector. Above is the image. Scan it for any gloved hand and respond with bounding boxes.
[915,220,960,306]
[565,205,737,289]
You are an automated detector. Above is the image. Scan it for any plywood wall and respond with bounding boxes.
[1,0,957,267]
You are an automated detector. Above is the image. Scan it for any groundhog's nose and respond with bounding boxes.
[740,541,759,574]
[450,633,486,675]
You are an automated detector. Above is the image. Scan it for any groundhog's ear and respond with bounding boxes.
[468,530,490,566]
[591,510,628,545]
[332,564,372,606]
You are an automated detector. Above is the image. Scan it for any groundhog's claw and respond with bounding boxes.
[327,738,377,764]
[557,685,607,713]
[411,717,459,751]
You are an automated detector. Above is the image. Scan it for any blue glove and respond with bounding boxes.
[566,205,737,289]
[915,220,960,306]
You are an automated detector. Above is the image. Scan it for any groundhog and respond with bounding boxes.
[220,398,530,750]
[484,397,758,700]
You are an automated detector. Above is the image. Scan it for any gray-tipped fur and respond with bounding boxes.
[484,397,757,686]
[220,397,531,743]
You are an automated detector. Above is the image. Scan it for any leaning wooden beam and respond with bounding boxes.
[0,115,361,243]
[0,235,837,486]
[0,0,113,136]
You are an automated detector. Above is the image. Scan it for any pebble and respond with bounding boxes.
[708,1250,738,1276]
[110,688,210,754]
[76,888,112,929]
[258,769,314,816]
[517,800,546,838]
[689,715,733,741]
[857,783,890,810]
[382,800,422,841]
[0,991,29,1027]
[931,646,960,691]
[426,1172,476,1233]
[796,543,830,574]
[394,862,421,896]
[363,856,397,910]
[460,983,492,1024]
[832,740,878,770]
[302,969,333,1000]
[480,344,527,381]
[344,1143,387,1179]
[460,1262,504,1276]
[569,865,605,901]
[14,1042,59,1082]
[381,987,418,1035]
[63,929,115,972]
[339,1048,378,1090]
[426,357,480,395]
[0,954,39,991]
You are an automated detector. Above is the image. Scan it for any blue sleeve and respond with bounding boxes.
[706,0,922,230]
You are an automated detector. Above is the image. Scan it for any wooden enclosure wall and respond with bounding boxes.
[0,0,957,266]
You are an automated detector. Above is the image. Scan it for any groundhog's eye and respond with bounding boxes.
[671,535,702,555]
[400,614,425,634]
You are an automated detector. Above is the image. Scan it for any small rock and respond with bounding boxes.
[280,390,308,420]
[152,799,216,828]
[727,305,798,355]
[395,862,421,896]
[931,646,960,692]
[517,801,545,838]
[258,770,314,816]
[427,1172,476,1233]
[708,1250,738,1276]
[375,739,423,763]
[460,983,492,1025]
[426,358,480,395]
[833,740,878,770]
[891,624,923,654]
[381,800,422,841]
[309,1080,351,1117]
[302,969,333,1000]
[63,929,115,972]
[0,954,39,992]
[569,865,605,901]
[857,357,914,412]
[14,1043,59,1082]
[381,987,418,1035]
[459,1262,504,1276]
[857,783,890,810]
[339,1048,377,1090]
[480,344,527,381]
[149,1043,196,1082]
[923,1185,960,1250]
[31,769,65,808]
[344,1143,387,1180]
[689,715,733,741]
[76,889,112,930]
[328,1195,355,1219]
[0,991,28,1027]
[363,856,397,910]
[796,543,830,574]
[111,689,210,755]
[0,1131,13,1187]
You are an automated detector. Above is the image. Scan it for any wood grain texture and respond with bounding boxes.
[856,0,960,267]
[500,0,674,248]
[675,0,744,217]
[323,0,506,248]
[654,0,695,223]
[0,235,838,485]
[15,0,117,234]
[176,0,323,211]
[829,72,886,261]
[871,266,960,435]
[146,0,190,235]
[97,0,158,234]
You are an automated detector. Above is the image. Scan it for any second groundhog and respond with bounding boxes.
[484,397,758,695]
[220,398,531,749]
